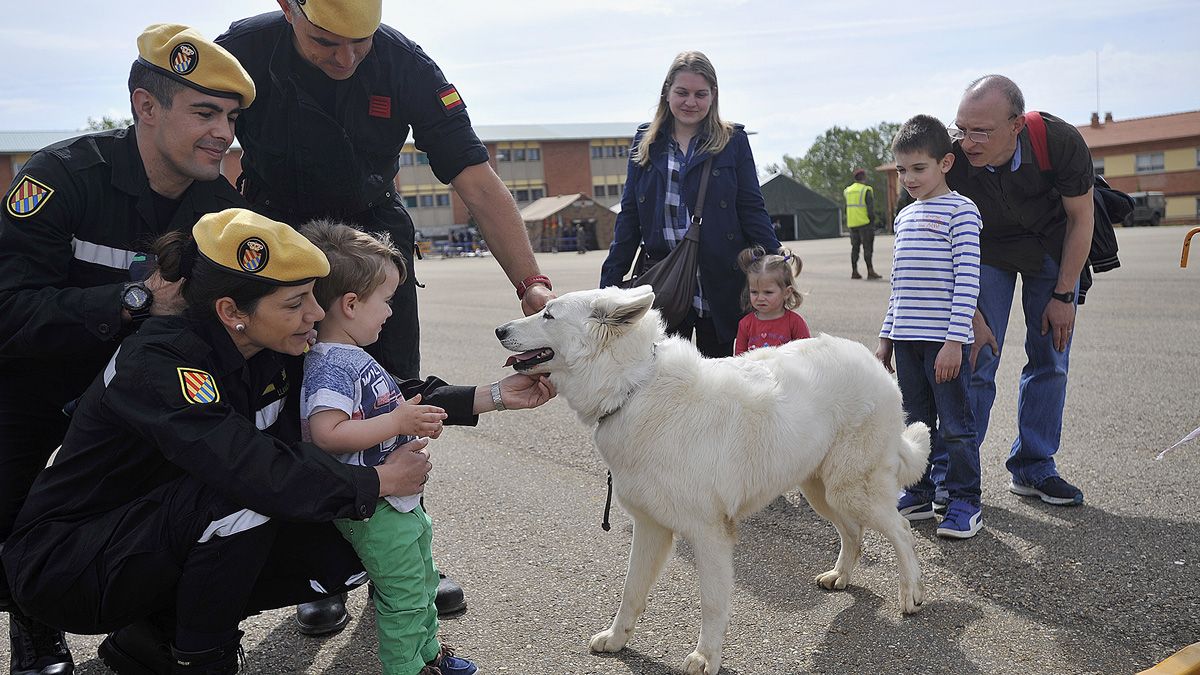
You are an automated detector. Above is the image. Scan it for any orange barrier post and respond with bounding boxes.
[1182,227,1200,268]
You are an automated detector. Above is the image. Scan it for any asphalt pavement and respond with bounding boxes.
[3,225,1198,674]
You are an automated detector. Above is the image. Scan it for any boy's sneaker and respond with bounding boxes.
[1009,475,1084,506]
[936,500,982,539]
[425,645,478,675]
[897,491,936,521]
[437,654,479,675]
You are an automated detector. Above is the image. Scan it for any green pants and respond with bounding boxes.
[335,502,440,675]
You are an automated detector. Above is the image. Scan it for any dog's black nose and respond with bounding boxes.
[495,326,507,340]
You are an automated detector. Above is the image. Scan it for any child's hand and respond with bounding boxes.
[392,393,447,438]
[935,341,963,384]
[875,338,894,374]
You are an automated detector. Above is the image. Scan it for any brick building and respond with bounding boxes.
[2,123,636,240]
[1079,110,1200,225]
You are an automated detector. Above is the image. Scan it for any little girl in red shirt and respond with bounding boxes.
[734,245,810,355]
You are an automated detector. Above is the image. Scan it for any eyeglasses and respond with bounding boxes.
[948,114,1019,144]
[947,127,993,143]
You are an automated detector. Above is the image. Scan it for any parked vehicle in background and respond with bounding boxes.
[1125,192,1165,226]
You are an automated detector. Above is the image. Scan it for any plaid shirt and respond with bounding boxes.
[665,136,708,315]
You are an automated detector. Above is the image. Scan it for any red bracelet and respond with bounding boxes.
[516,274,552,299]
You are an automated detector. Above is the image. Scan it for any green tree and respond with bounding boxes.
[84,115,133,131]
[767,121,900,225]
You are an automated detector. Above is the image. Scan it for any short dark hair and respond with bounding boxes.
[892,114,952,159]
[127,60,186,123]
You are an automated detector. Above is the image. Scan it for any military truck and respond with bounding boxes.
[1124,191,1165,226]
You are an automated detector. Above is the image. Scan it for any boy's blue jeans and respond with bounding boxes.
[969,255,1075,486]
[894,341,980,505]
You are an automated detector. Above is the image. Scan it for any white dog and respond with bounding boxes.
[496,286,930,675]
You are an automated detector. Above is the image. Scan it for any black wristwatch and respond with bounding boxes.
[1050,290,1075,304]
[121,282,154,322]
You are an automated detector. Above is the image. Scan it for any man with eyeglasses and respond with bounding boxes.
[945,74,1093,507]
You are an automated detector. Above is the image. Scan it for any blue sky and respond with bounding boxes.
[1,0,1197,170]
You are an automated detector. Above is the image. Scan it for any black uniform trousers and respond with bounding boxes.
[249,194,420,379]
[7,474,366,637]
[0,375,71,607]
[849,224,877,271]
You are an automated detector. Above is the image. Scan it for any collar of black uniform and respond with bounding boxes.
[187,315,280,377]
[597,343,658,425]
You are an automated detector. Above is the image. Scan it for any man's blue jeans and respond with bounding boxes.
[894,341,980,505]
[971,255,1075,486]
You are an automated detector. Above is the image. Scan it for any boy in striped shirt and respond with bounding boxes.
[876,115,984,539]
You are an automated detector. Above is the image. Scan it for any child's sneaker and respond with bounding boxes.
[1009,475,1083,506]
[425,645,478,675]
[897,491,935,521]
[936,500,982,539]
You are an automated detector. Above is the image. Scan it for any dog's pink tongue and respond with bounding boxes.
[503,350,543,368]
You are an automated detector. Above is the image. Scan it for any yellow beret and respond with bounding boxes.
[136,24,256,108]
[296,0,381,39]
[194,209,329,285]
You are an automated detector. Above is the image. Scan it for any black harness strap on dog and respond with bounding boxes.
[602,471,613,531]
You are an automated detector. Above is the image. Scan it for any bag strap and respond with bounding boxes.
[690,156,716,227]
[1024,111,1052,172]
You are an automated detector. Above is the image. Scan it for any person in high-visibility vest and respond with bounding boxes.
[844,168,882,279]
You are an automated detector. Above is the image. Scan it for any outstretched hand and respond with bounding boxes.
[498,373,556,410]
[521,285,555,316]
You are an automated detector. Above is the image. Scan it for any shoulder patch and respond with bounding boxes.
[436,84,464,115]
[178,367,221,404]
[6,175,55,218]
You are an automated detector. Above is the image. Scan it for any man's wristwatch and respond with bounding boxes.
[122,281,154,322]
[1050,290,1075,304]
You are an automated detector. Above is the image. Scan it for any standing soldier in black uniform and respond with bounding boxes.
[216,0,556,632]
[0,24,254,675]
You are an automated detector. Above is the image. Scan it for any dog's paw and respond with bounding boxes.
[900,580,926,614]
[589,627,629,653]
[815,569,850,590]
[683,649,721,675]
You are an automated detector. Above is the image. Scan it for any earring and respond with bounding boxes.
[235,323,245,332]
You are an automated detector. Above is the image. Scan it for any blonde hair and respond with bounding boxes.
[633,51,733,167]
[737,245,803,311]
[300,219,406,311]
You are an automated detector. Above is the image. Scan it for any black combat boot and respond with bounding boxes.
[170,632,244,675]
[8,608,73,675]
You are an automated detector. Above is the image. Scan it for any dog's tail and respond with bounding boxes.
[897,422,932,487]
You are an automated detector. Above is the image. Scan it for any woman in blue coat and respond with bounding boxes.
[600,51,781,357]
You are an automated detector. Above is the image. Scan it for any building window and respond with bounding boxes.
[513,148,526,162]
[1093,158,1104,176]
[530,187,545,200]
[402,195,418,208]
[1135,152,1164,173]
[416,152,430,166]
[604,146,617,158]
[607,184,620,196]
[594,184,606,197]
[527,148,541,161]
[435,194,450,207]
[399,152,414,166]
[419,194,434,208]
[495,149,509,162]
[1195,148,1200,167]
[617,144,628,157]
[1196,197,1200,219]
[591,146,604,159]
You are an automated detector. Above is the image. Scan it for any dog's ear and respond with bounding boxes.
[591,286,655,326]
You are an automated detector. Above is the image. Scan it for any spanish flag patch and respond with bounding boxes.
[178,367,220,404]
[436,84,464,114]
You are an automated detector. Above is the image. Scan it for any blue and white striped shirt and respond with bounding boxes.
[880,191,982,344]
